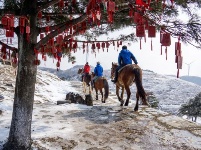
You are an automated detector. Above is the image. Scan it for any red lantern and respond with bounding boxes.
[148,26,156,37]
[56,35,63,44]
[59,0,64,8]
[101,42,105,51]
[1,16,7,26]
[91,43,95,50]
[160,32,171,46]
[40,33,44,39]
[177,56,183,69]
[19,17,25,27]
[96,42,100,49]
[136,24,145,37]
[34,59,40,66]
[108,1,115,12]
[45,26,49,33]
[38,11,42,19]
[148,26,156,50]
[175,42,181,56]
[133,12,142,24]
[26,26,30,34]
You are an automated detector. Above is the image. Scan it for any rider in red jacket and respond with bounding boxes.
[82,62,90,81]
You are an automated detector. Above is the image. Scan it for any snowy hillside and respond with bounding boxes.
[39,65,201,115]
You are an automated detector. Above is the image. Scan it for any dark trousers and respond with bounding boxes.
[114,65,125,81]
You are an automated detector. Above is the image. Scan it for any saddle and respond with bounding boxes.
[94,76,104,82]
[118,64,130,73]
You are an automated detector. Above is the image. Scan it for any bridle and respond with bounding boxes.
[111,64,117,79]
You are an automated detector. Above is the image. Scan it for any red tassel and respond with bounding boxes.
[161,45,162,55]
[177,69,179,78]
[140,38,142,49]
[165,46,167,60]
[151,39,153,51]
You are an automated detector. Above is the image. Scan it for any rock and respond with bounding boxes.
[85,94,93,106]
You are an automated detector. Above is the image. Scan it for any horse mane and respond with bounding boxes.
[112,62,118,66]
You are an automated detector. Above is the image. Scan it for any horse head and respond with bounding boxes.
[111,62,118,79]
[77,68,83,74]
[91,72,95,78]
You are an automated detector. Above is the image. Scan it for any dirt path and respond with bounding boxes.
[31,81,201,150]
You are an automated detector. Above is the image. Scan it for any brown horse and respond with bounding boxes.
[91,72,109,103]
[77,68,92,94]
[111,62,149,111]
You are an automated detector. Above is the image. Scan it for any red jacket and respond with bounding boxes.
[84,64,90,73]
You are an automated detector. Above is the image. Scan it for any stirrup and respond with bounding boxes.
[111,79,116,83]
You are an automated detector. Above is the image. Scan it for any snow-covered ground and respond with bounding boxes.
[1,63,201,149]
[39,65,201,115]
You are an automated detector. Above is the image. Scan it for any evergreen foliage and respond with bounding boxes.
[178,92,201,122]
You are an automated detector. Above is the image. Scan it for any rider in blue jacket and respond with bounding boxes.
[111,45,138,83]
[92,61,103,87]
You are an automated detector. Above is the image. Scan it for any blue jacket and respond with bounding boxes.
[118,48,138,66]
[94,64,103,77]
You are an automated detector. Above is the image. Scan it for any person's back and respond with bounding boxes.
[111,45,138,83]
[118,46,138,66]
[94,62,103,77]
[81,62,90,81]
[92,61,103,88]
[84,62,90,74]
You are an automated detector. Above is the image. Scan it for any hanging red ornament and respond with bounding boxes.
[133,12,142,24]
[106,42,110,52]
[46,16,50,22]
[96,42,100,49]
[160,32,171,46]
[45,26,49,33]
[136,24,145,37]
[148,26,156,50]
[38,11,42,19]
[91,42,95,50]
[1,16,7,26]
[101,42,105,51]
[26,26,30,34]
[40,33,44,39]
[148,26,156,37]
[59,0,64,8]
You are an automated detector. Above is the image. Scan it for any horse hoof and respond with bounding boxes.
[134,108,138,111]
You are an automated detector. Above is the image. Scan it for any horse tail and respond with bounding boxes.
[133,68,146,101]
[103,78,109,100]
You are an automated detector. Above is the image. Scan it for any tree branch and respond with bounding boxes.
[35,13,87,49]
[37,0,59,12]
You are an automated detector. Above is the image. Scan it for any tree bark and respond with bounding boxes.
[3,1,38,149]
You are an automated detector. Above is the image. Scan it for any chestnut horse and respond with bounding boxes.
[77,68,92,94]
[91,72,109,103]
[111,62,149,111]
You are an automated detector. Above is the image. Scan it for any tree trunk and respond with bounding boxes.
[3,1,38,149]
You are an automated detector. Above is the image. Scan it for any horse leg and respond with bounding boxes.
[88,85,91,94]
[83,82,86,93]
[116,86,124,106]
[134,92,139,111]
[120,87,124,100]
[124,85,131,106]
[100,89,104,103]
[95,89,98,100]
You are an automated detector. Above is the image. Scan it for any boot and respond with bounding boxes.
[91,80,94,88]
